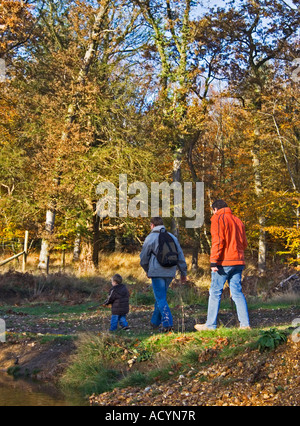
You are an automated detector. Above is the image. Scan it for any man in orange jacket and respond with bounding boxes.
[195,200,250,331]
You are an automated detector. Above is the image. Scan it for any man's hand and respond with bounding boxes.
[211,267,219,273]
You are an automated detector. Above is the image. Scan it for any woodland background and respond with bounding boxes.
[0,0,300,276]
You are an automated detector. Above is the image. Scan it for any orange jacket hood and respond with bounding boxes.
[210,208,248,267]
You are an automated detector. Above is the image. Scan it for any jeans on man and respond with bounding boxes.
[110,315,129,331]
[206,265,250,329]
[151,277,173,329]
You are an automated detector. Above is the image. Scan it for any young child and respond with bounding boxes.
[104,274,130,332]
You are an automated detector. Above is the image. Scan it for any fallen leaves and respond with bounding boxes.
[173,335,195,345]
[90,337,299,406]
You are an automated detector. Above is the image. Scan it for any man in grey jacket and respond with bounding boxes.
[140,217,188,331]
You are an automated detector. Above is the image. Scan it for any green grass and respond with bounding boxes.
[0,301,99,316]
[59,327,263,397]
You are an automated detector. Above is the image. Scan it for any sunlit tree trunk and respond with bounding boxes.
[73,225,81,262]
[252,134,266,276]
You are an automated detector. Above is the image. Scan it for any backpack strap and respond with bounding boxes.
[150,229,163,257]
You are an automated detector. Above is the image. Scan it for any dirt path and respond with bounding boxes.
[0,304,299,384]
[1,304,299,335]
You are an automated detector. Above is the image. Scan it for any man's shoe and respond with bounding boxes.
[194,324,213,332]
[240,326,251,330]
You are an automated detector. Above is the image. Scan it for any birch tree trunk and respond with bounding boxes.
[73,225,81,262]
[38,0,111,272]
[38,210,56,273]
[171,145,183,238]
[252,135,266,276]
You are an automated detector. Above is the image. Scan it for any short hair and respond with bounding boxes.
[212,200,228,211]
[112,274,123,284]
[150,217,164,227]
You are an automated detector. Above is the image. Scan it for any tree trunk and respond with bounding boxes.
[114,232,122,252]
[38,209,55,273]
[191,228,200,271]
[73,227,81,262]
[171,144,183,238]
[92,207,101,268]
[252,140,266,275]
[38,235,50,274]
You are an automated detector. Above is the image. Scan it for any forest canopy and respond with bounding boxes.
[0,0,299,273]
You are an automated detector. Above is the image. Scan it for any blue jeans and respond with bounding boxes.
[110,315,128,331]
[151,277,173,328]
[206,266,250,329]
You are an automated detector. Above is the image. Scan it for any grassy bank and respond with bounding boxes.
[59,328,260,397]
[59,322,300,400]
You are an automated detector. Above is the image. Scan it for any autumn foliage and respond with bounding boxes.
[0,0,299,272]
